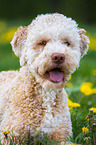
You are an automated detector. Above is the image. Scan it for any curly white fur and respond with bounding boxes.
[0,13,89,144]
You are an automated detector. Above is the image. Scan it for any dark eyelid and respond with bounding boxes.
[38,40,47,46]
[62,39,71,46]
[64,41,70,46]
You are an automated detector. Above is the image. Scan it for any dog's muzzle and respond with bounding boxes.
[44,53,65,83]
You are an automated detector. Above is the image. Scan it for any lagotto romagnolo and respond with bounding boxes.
[0,13,89,144]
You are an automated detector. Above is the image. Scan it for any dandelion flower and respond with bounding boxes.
[2,130,9,138]
[67,93,80,109]
[82,127,89,134]
[80,82,96,95]
[2,130,9,135]
[85,116,89,121]
[66,93,69,98]
[89,107,96,113]
[68,75,72,81]
[92,88,96,94]
[67,98,73,106]
[67,98,80,108]
[66,82,72,87]
[72,102,80,108]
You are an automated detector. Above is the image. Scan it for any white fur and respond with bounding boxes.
[0,13,89,144]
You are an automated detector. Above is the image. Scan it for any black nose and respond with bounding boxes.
[52,53,65,64]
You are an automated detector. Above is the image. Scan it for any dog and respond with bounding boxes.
[0,13,89,144]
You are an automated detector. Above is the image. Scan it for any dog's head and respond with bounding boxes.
[11,13,90,89]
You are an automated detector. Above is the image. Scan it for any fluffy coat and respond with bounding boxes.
[0,13,89,144]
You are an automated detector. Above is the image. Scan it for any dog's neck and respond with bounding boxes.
[22,65,63,93]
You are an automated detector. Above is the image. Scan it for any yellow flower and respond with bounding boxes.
[69,143,80,145]
[82,127,89,134]
[92,69,96,76]
[72,103,80,108]
[2,130,9,135]
[92,88,96,94]
[85,116,89,121]
[68,98,80,109]
[67,93,80,109]
[0,27,17,43]
[70,144,80,145]
[66,93,69,98]
[67,98,73,106]
[80,82,96,96]
[68,75,72,81]
[66,82,72,87]
[89,107,96,113]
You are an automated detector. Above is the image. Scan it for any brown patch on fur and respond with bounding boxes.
[49,131,64,142]
[11,26,28,57]
[79,29,90,57]
[13,26,28,48]
[49,129,69,143]
[2,66,45,141]
[79,29,86,34]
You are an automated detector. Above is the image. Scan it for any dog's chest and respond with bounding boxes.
[39,88,65,134]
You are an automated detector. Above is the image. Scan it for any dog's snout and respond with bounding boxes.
[52,53,65,64]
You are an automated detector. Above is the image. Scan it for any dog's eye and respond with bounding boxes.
[38,41,47,46]
[63,41,70,46]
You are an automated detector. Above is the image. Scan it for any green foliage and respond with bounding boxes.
[0,0,96,24]
[38,136,60,145]
[0,133,60,145]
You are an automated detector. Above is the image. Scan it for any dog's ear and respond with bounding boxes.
[11,26,28,57]
[79,29,90,57]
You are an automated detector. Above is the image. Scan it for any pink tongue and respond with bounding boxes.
[49,69,63,82]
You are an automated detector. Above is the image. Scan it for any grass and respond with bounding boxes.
[0,133,61,145]
[0,20,96,144]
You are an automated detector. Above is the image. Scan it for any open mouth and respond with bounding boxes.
[45,68,64,83]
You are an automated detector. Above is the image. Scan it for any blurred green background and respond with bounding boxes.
[0,0,96,24]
